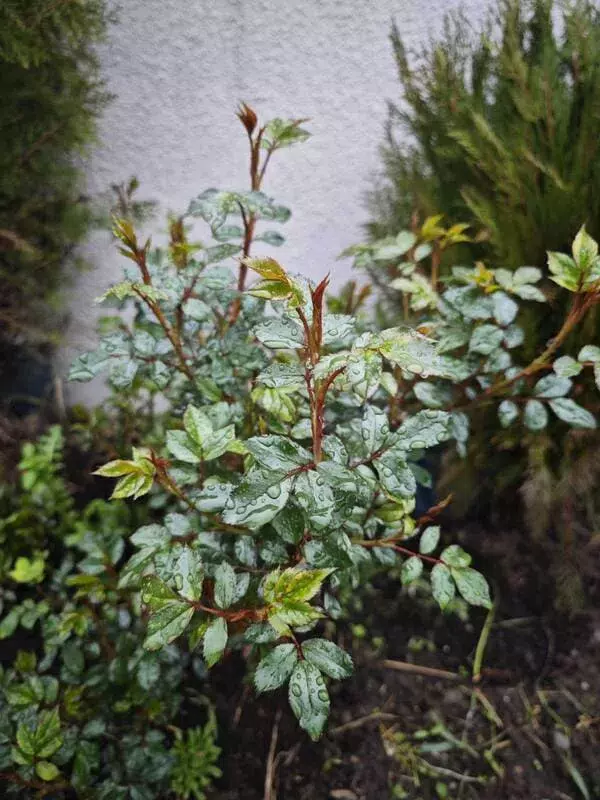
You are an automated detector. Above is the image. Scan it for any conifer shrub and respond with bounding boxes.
[0,0,110,358]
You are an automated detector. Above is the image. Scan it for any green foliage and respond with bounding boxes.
[69,105,492,744]
[169,710,222,800]
[0,426,225,799]
[0,0,111,351]
[369,0,600,269]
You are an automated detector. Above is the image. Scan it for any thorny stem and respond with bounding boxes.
[135,290,195,381]
[229,106,275,322]
[356,537,442,565]
[481,293,593,400]
[297,278,340,464]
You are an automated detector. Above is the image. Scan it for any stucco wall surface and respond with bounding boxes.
[64,0,485,402]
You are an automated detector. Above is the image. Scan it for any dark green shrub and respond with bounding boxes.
[0,426,222,798]
[0,0,111,355]
[369,0,600,268]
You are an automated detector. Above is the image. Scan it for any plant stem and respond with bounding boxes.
[472,600,496,683]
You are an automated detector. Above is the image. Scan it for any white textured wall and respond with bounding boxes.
[64,0,485,402]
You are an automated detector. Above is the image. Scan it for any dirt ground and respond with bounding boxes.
[206,524,600,800]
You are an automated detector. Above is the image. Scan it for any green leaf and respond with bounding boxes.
[261,118,311,150]
[288,661,330,740]
[214,562,237,609]
[34,709,63,759]
[469,324,504,356]
[36,761,60,781]
[549,398,596,429]
[254,644,298,693]
[492,292,518,326]
[141,575,179,609]
[451,567,492,609]
[255,317,304,349]
[401,556,423,585]
[171,547,204,601]
[553,355,582,377]
[513,266,542,284]
[374,453,416,499]
[373,328,451,377]
[578,345,600,363]
[222,472,293,530]
[245,435,311,472]
[524,399,548,431]
[547,251,580,291]
[534,374,572,398]
[440,544,471,568]
[413,382,452,409]
[203,425,236,460]
[263,567,333,605]
[268,601,322,635]
[9,554,45,584]
[572,224,598,271]
[498,399,519,428]
[301,638,353,679]
[144,603,195,650]
[203,617,228,667]
[93,459,137,477]
[272,505,305,544]
[166,430,201,464]
[396,410,451,451]
[430,563,455,610]
[183,405,213,446]
[419,526,441,554]
[294,471,335,530]
[345,351,383,400]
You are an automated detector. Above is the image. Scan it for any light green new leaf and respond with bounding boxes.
[263,567,333,605]
[288,661,330,740]
[36,761,60,781]
[166,430,201,464]
[254,644,298,693]
[268,601,323,635]
[183,405,213,446]
[301,638,353,680]
[547,251,580,291]
[572,224,598,271]
[34,709,63,759]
